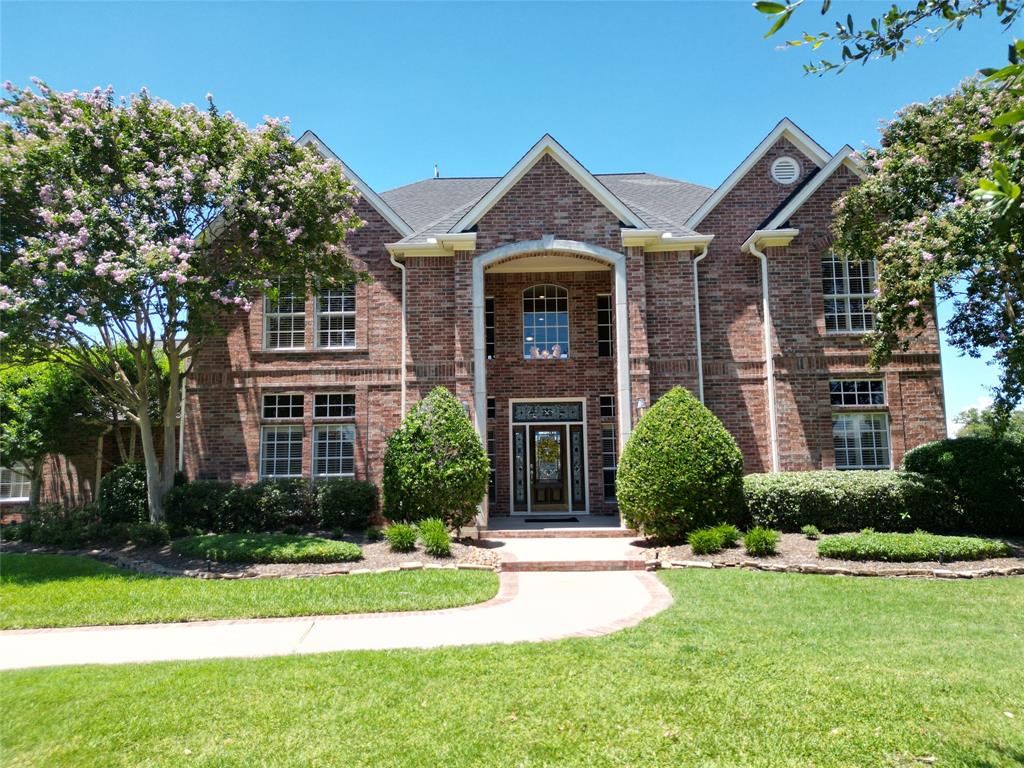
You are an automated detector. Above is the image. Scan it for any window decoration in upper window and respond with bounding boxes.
[316,284,356,349]
[823,254,876,333]
[597,294,613,358]
[313,424,355,478]
[260,425,304,478]
[314,393,355,419]
[523,284,569,359]
[0,464,32,501]
[264,281,306,350]
[832,413,891,470]
[829,380,885,407]
[262,393,304,420]
[485,297,496,359]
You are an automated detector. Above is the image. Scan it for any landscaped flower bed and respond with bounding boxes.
[816,531,1011,562]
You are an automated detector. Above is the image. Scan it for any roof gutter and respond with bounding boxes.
[385,232,477,259]
[621,229,713,252]
[741,228,799,473]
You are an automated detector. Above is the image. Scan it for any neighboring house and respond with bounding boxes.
[180,118,945,527]
[3,119,946,523]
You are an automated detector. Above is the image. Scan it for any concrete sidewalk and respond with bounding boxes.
[0,571,672,670]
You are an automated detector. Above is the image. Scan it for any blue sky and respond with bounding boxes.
[2,1,1012,431]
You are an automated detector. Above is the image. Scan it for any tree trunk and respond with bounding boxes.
[136,408,169,523]
[29,456,43,512]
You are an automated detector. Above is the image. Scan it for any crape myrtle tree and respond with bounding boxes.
[0,81,364,521]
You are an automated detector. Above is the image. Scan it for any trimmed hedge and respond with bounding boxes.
[617,387,745,541]
[171,533,363,564]
[164,480,230,533]
[902,437,1024,534]
[817,531,1011,562]
[743,470,956,533]
[97,463,149,525]
[318,479,377,531]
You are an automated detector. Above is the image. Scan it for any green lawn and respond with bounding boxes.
[0,554,499,629]
[3,569,1022,767]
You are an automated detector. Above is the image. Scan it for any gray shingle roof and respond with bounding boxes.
[379,172,713,245]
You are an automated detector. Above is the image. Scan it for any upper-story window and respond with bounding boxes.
[523,284,569,359]
[264,281,306,350]
[823,254,876,334]
[316,284,356,349]
[597,294,613,358]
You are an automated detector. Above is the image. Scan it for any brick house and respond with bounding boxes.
[1,119,946,525]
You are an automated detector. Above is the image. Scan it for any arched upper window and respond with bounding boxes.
[523,284,569,359]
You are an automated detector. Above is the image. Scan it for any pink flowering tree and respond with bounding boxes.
[0,81,364,520]
[831,78,1024,418]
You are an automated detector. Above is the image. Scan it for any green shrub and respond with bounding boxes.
[216,485,268,532]
[17,505,131,548]
[616,387,745,542]
[688,527,725,555]
[382,387,489,531]
[743,470,956,533]
[365,526,384,542]
[384,523,417,553]
[902,437,1024,534]
[252,480,317,529]
[317,479,377,531]
[2,523,27,541]
[744,527,780,557]
[97,463,149,525]
[714,524,741,548]
[171,533,363,564]
[164,481,230,534]
[817,531,1011,562]
[127,522,169,546]
[417,518,452,557]
[801,524,821,539]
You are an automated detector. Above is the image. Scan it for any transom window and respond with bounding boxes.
[260,425,304,478]
[597,294,613,358]
[262,393,304,420]
[485,297,496,359]
[314,393,355,419]
[523,284,569,359]
[833,413,891,470]
[599,395,616,420]
[823,254,876,333]
[487,397,496,420]
[264,281,306,350]
[316,284,356,349]
[0,464,31,501]
[830,380,885,407]
[313,424,355,478]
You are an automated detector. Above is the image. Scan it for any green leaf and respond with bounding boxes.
[753,1,788,14]
[764,9,793,37]
[992,108,1024,126]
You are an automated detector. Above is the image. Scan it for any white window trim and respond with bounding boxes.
[824,255,878,336]
[315,285,357,350]
[829,379,886,408]
[312,423,356,479]
[0,464,32,503]
[263,282,307,352]
[522,284,571,360]
[313,392,356,421]
[259,424,305,479]
[832,412,892,470]
[261,392,305,421]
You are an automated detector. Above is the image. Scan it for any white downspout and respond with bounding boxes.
[691,244,708,404]
[389,253,408,417]
[747,240,781,473]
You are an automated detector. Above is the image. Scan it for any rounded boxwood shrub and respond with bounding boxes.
[817,531,1010,562]
[744,526,780,557]
[318,479,377,531]
[743,470,957,533]
[384,523,417,553]
[97,463,149,525]
[164,480,231,534]
[688,527,725,555]
[902,437,1024,534]
[616,387,745,541]
[382,386,489,531]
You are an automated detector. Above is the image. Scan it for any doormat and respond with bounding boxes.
[524,516,578,523]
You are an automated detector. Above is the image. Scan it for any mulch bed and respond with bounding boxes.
[636,533,1024,578]
[2,534,502,580]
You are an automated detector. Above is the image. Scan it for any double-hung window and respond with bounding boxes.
[0,463,31,502]
[597,294,613,358]
[823,254,876,334]
[599,395,617,501]
[830,379,890,470]
[264,281,306,350]
[316,284,356,349]
[312,392,355,478]
[260,425,304,478]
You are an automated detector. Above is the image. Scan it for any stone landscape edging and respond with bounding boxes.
[656,558,1024,579]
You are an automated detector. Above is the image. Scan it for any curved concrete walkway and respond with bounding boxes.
[0,571,672,670]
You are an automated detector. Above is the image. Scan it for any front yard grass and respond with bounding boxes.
[3,568,1023,767]
[170,532,364,563]
[0,554,499,629]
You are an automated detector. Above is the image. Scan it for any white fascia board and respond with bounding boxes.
[297,131,413,237]
[451,134,646,232]
[385,232,477,258]
[741,228,800,253]
[763,146,862,231]
[685,118,833,231]
[620,229,714,252]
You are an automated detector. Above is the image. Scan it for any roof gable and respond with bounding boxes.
[450,134,646,233]
[685,118,832,230]
[296,131,412,237]
[761,146,864,230]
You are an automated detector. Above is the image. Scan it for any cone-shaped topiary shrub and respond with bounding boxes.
[617,386,745,541]
[382,386,489,531]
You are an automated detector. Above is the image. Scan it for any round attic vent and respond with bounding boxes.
[770,156,801,185]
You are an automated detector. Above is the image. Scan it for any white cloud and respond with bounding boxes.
[947,394,994,437]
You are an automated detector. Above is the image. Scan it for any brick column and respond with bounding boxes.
[452,252,475,409]
[626,245,651,426]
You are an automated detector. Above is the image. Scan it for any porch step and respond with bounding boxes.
[501,559,649,572]
[480,527,638,539]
